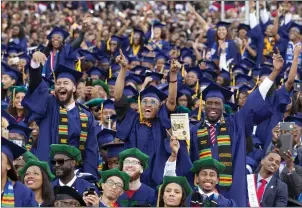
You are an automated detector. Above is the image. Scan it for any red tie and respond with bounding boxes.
[257,179,267,202]
[209,124,216,145]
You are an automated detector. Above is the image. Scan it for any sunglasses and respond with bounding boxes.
[51,158,72,166]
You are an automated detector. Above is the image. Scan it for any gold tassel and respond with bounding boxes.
[236,88,240,100]
[22,66,26,84]
[197,94,202,121]
[109,67,112,79]
[105,79,108,84]
[181,64,185,78]
[156,185,162,207]
[280,78,284,85]
[194,79,199,97]
[106,36,111,51]
[130,30,134,45]
[194,175,197,186]
[99,104,104,124]
[138,92,143,122]
[232,73,236,86]
[75,58,81,72]
[247,76,259,94]
[12,88,16,107]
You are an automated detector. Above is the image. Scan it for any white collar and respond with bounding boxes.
[66,102,76,111]
[59,175,77,187]
[205,119,220,126]
[257,173,273,184]
[198,186,215,197]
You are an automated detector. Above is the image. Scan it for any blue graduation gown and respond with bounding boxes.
[14,181,37,207]
[116,103,172,187]
[189,190,236,207]
[255,85,291,152]
[247,25,264,67]
[22,79,98,178]
[51,177,94,195]
[190,88,267,207]
[117,183,156,207]
[211,40,240,64]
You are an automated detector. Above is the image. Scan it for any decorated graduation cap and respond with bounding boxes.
[238,23,251,32]
[92,80,110,95]
[19,159,55,181]
[284,113,302,127]
[145,71,164,81]
[1,137,27,180]
[202,82,233,102]
[7,121,32,139]
[47,26,69,40]
[86,67,107,78]
[119,148,149,170]
[123,85,138,97]
[2,63,22,84]
[97,128,116,148]
[160,176,192,197]
[100,168,130,190]
[54,64,83,84]
[288,22,302,34]
[50,144,82,162]
[190,158,226,174]
[54,186,86,206]
[235,74,253,85]
[216,21,231,29]
[84,98,105,109]
[106,143,125,159]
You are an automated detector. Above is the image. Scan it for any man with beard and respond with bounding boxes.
[189,52,285,206]
[22,53,98,178]
[50,144,97,195]
[255,45,301,154]
[117,148,156,207]
[114,50,179,187]
[247,152,288,207]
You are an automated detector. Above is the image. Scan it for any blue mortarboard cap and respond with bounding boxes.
[97,129,116,147]
[19,53,31,64]
[232,65,249,75]
[99,56,110,64]
[110,35,120,43]
[47,26,69,40]
[240,58,256,69]
[157,83,169,93]
[235,74,253,85]
[7,121,32,139]
[218,69,231,81]
[199,76,214,87]
[252,68,262,77]
[153,21,165,28]
[284,113,302,127]
[102,99,115,110]
[78,50,97,62]
[125,73,144,85]
[106,143,125,159]
[2,109,17,125]
[180,48,194,59]
[238,23,251,32]
[133,28,144,37]
[145,71,163,81]
[111,64,121,73]
[2,137,27,162]
[186,67,203,79]
[107,77,117,86]
[86,67,107,78]
[2,63,22,84]
[6,43,22,54]
[202,82,233,102]
[288,22,302,33]
[134,85,168,102]
[205,61,218,70]
[238,84,252,93]
[54,64,83,84]
[259,68,272,78]
[128,56,141,63]
[216,21,231,28]
[131,66,148,75]
[123,85,138,97]
[179,85,195,96]
[141,56,155,64]
[203,69,217,81]
[156,51,169,61]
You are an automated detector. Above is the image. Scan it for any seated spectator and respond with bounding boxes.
[53,186,86,207]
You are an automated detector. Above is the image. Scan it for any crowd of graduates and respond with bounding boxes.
[1,1,302,207]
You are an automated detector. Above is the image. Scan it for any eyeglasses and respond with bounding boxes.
[123,160,141,166]
[105,180,123,190]
[141,99,158,106]
[51,158,72,166]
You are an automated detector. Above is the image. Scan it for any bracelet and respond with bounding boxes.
[169,79,177,83]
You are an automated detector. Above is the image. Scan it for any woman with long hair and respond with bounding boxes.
[1,137,37,206]
[8,24,27,52]
[157,176,192,207]
[127,28,145,57]
[19,159,55,207]
[7,86,28,122]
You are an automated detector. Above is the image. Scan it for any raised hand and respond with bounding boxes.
[115,49,128,68]
[187,3,196,14]
[170,59,181,74]
[170,136,180,156]
[32,51,47,65]
[272,48,284,71]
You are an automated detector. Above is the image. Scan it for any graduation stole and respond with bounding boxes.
[1,179,15,207]
[132,45,140,56]
[263,37,275,56]
[190,188,218,207]
[58,104,89,161]
[98,155,103,172]
[197,117,233,187]
[25,136,33,151]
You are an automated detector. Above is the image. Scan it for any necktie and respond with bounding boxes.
[209,124,216,145]
[257,179,267,202]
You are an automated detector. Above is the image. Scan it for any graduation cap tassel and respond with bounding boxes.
[138,92,143,122]
[12,88,16,108]
[181,64,185,78]
[109,67,112,79]
[22,66,26,84]
[197,94,202,121]
[130,30,134,45]
[75,58,82,72]
[194,79,199,97]
[232,73,236,87]
[156,185,162,207]
[99,104,104,125]
[248,76,259,94]
[106,36,111,51]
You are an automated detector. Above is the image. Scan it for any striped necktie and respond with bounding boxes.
[209,124,216,145]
